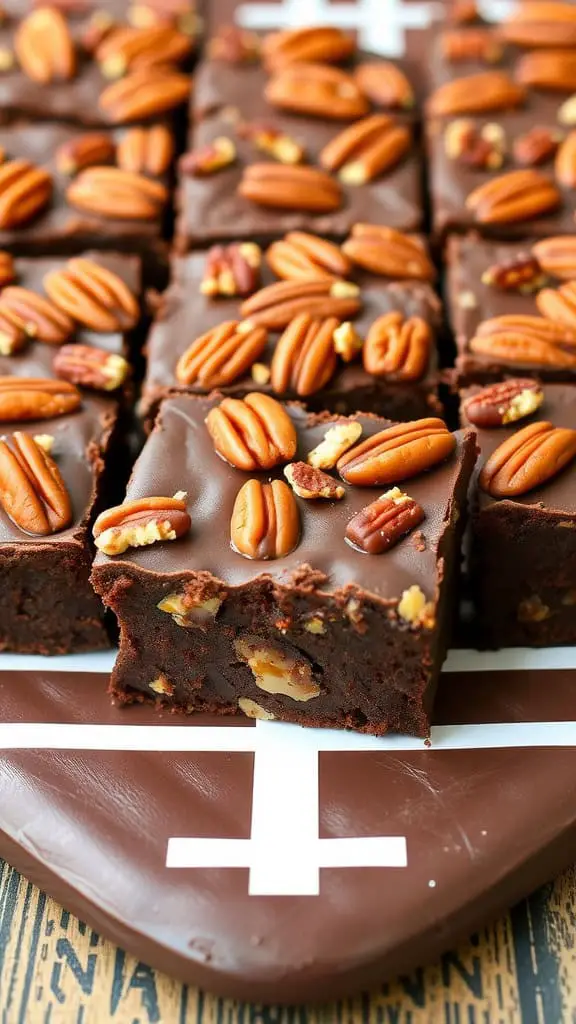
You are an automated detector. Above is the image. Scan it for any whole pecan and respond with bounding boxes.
[515,50,576,92]
[363,312,432,382]
[480,421,576,497]
[93,493,191,555]
[116,125,174,176]
[175,319,268,388]
[470,315,576,368]
[537,281,576,328]
[0,431,72,535]
[0,287,74,345]
[43,258,139,332]
[426,71,525,117]
[201,242,261,298]
[230,478,300,560]
[205,392,297,471]
[240,279,361,330]
[440,27,502,64]
[266,232,351,282]
[354,61,414,109]
[66,166,168,220]
[261,26,355,70]
[462,379,544,428]
[14,6,76,84]
[0,159,52,229]
[95,24,192,77]
[284,461,345,500]
[337,418,456,487]
[319,114,411,184]
[0,251,15,287]
[499,3,576,48]
[55,133,116,176]
[342,224,435,281]
[345,486,425,555]
[99,67,191,123]
[265,63,369,121]
[207,24,260,64]
[555,130,576,188]
[532,236,576,279]
[236,121,305,165]
[238,162,342,213]
[444,119,506,171]
[270,313,339,396]
[180,137,236,176]
[0,377,81,421]
[481,253,546,292]
[53,344,130,391]
[465,169,561,224]
[513,127,561,168]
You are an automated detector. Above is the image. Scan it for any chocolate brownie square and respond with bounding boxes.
[92,394,476,736]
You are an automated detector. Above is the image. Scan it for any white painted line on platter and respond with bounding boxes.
[237,0,443,58]
[0,650,117,673]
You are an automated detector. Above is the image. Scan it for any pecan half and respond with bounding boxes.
[53,344,130,391]
[426,71,525,117]
[238,163,342,213]
[284,461,345,500]
[179,137,236,176]
[0,287,74,344]
[265,63,369,121]
[43,258,139,332]
[532,236,576,279]
[537,280,576,327]
[465,170,561,224]
[266,232,351,282]
[0,377,81,421]
[261,26,355,70]
[513,127,561,167]
[15,6,76,84]
[271,314,339,396]
[175,320,268,388]
[337,418,456,487]
[230,478,300,560]
[93,493,191,555]
[342,224,435,281]
[0,251,15,287]
[354,61,414,109]
[116,125,174,176]
[99,67,190,123]
[463,379,544,428]
[205,392,297,471]
[66,166,168,220]
[0,432,72,535]
[444,119,506,170]
[480,421,576,497]
[55,133,116,176]
[319,114,411,184]
[499,3,576,48]
[440,27,502,64]
[363,312,432,382]
[237,120,305,165]
[0,159,52,229]
[95,24,192,77]
[481,253,547,292]
[555,130,576,188]
[307,421,362,469]
[515,50,576,92]
[240,279,361,330]
[201,243,261,297]
[345,486,424,555]
[207,24,260,64]
[470,315,576,368]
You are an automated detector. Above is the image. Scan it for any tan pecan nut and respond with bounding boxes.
[481,253,547,292]
[235,637,320,701]
[513,127,562,168]
[319,114,411,184]
[117,125,175,176]
[532,236,576,279]
[179,137,236,176]
[342,224,435,281]
[555,129,576,188]
[43,258,139,332]
[427,71,525,117]
[240,278,361,330]
[480,421,576,497]
[515,50,576,92]
[201,243,261,297]
[307,421,363,469]
[265,63,369,121]
[93,493,191,555]
[15,6,76,84]
[462,379,544,428]
[261,26,355,70]
[95,24,192,77]
[0,159,52,229]
[231,478,300,559]
[470,315,576,368]
[440,27,502,64]
[337,418,456,486]
[266,232,351,282]
[0,287,74,345]
[465,170,561,224]
[271,313,339,396]
[237,121,305,165]
[0,431,72,535]
[363,312,432,382]
[345,486,425,554]
[99,67,191,123]
[238,162,342,213]
[536,280,576,327]
[66,166,168,220]
[444,119,506,170]
[53,344,130,391]
[205,393,297,470]
[207,24,260,64]
[0,251,15,288]
[0,377,81,421]
[55,133,116,176]
[354,61,414,109]
[284,461,345,500]
[499,3,576,48]
[176,319,268,388]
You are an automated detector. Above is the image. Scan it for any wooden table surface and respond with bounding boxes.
[2,859,575,1023]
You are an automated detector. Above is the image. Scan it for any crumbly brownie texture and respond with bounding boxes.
[140,239,442,425]
[92,396,477,737]
[177,48,423,246]
[461,381,576,647]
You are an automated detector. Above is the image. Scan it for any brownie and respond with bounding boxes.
[92,395,477,737]
[176,55,423,247]
[140,245,443,425]
[461,381,576,647]
[0,395,118,653]
[446,233,576,384]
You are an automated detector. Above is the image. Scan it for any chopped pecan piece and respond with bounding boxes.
[207,24,260,64]
[270,314,339,396]
[398,585,435,628]
[333,322,363,362]
[95,24,192,77]
[200,243,261,298]
[513,127,561,167]
[55,132,116,176]
[205,392,297,471]
[463,379,544,428]
[237,121,304,165]
[179,137,236,176]
[284,461,345,500]
[0,431,72,536]
[0,377,81,421]
[307,421,362,470]
[175,319,268,388]
[345,487,425,554]
[93,493,191,555]
[481,253,547,292]
[235,637,319,701]
[230,478,300,560]
[240,278,360,330]
[53,344,130,391]
[444,119,505,170]
[319,114,411,184]
[265,63,369,121]
[43,258,139,332]
[266,232,351,282]
[480,421,576,497]
[337,418,456,487]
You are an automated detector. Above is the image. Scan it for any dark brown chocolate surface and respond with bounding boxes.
[141,251,442,422]
[177,59,423,246]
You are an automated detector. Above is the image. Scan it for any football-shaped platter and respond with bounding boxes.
[2,647,576,1004]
